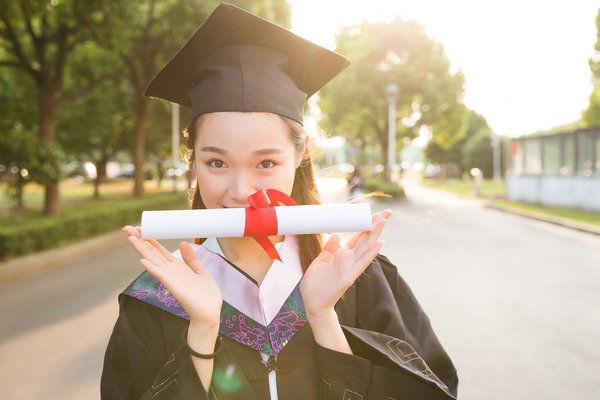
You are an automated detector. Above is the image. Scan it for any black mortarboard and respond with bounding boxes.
[144,2,350,125]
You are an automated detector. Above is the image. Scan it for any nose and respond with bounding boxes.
[228,170,256,206]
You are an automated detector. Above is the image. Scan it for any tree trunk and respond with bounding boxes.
[15,174,25,213]
[93,157,108,199]
[133,98,152,197]
[39,87,60,216]
[156,158,164,189]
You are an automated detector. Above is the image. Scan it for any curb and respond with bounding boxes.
[484,202,600,236]
[0,228,126,283]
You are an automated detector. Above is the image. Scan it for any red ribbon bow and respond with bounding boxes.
[243,189,297,261]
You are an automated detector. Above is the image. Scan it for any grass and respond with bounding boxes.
[421,177,506,199]
[493,199,600,227]
[421,177,600,227]
[0,178,186,218]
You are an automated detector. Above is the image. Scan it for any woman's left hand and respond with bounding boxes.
[300,209,392,320]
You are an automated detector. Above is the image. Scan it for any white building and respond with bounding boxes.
[506,127,600,211]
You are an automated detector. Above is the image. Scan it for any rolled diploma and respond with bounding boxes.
[141,203,372,239]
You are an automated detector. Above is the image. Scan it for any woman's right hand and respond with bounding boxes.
[123,226,223,330]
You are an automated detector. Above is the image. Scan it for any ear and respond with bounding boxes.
[295,135,309,169]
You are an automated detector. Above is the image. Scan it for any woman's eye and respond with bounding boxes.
[258,160,277,169]
[208,159,226,168]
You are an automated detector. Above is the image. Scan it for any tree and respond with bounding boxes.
[0,61,33,211]
[0,53,66,212]
[463,130,493,178]
[583,8,600,125]
[319,18,467,178]
[0,0,120,215]
[57,75,132,198]
[227,0,290,28]
[425,110,491,177]
[101,0,291,198]
[145,99,177,189]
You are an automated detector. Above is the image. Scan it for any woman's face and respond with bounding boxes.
[194,112,304,209]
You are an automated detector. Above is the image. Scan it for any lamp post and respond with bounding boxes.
[171,102,180,191]
[492,132,501,183]
[385,83,399,182]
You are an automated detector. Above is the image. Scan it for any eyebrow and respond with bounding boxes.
[199,146,283,155]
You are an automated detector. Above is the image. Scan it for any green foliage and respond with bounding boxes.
[582,8,600,126]
[421,178,505,199]
[493,200,600,227]
[146,99,177,159]
[228,0,291,28]
[0,191,188,259]
[0,66,65,205]
[57,74,132,195]
[27,143,67,184]
[319,18,467,175]
[463,129,493,178]
[425,110,492,176]
[364,177,405,200]
[582,87,600,126]
[0,0,128,214]
[1,0,294,207]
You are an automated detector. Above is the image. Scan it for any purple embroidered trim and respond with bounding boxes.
[123,272,307,355]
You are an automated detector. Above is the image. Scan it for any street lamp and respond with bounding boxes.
[385,83,399,182]
[491,132,501,183]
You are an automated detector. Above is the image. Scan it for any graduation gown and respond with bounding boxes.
[101,236,458,399]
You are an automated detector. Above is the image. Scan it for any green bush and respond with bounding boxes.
[364,177,406,200]
[0,191,188,260]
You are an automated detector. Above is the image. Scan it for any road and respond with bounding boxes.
[1,178,598,399]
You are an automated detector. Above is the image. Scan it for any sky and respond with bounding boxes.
[288,0,598,137]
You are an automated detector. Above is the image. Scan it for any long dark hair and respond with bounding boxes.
[183,113,323,271]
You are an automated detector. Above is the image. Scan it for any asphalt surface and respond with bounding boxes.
[1,178,599,399]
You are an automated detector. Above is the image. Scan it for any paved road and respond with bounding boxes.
[1,179,598,399]
[375,180,600,400]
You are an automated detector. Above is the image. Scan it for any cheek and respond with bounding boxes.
[195,169,225,206]
[270,163,297,195]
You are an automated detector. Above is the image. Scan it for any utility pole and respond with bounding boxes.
[385,83,399,182]
[492,132,501,182]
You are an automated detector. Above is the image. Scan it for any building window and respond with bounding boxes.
[560,135,575,176]
[577,131,593,177]
[523,139,542,175]
[542,136,560,175]
[511,141,523,174]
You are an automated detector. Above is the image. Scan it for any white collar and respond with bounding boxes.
[177,236,303,326]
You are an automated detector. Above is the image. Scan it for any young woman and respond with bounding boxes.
[101,4,458,399]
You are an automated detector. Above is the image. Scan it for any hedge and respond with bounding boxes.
[0,191,188,260]
[364,177,406,200]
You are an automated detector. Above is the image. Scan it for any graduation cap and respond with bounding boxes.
[144,2,350,125]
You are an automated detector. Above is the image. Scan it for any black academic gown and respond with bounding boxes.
[101,254,458,399]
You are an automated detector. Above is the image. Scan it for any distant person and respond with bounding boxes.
[101,3,457,399]
[347,165,365,198]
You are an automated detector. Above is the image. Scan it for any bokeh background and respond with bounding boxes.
[1,1,599,399]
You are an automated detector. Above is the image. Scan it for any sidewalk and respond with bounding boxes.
[0,229,125,283]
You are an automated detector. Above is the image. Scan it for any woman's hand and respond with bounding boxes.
[123,226,223,330]
[300,210,392,320]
